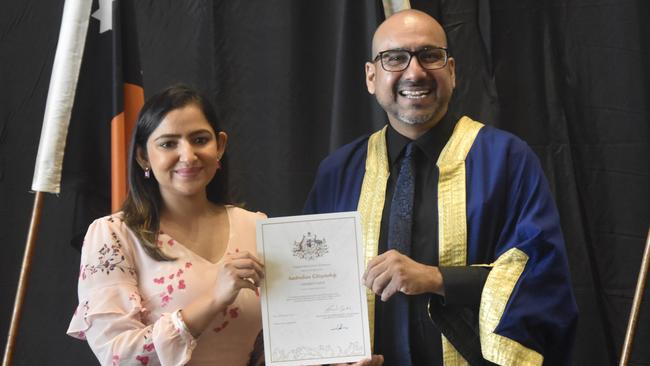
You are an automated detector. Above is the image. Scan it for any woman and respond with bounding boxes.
[68,85,265,365]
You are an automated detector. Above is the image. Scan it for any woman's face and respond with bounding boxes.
[138,103,227,201]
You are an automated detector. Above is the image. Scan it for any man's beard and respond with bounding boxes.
[395,110,437,125]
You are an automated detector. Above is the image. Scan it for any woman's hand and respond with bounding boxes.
[214,250,264,308]
[175,251,264,338]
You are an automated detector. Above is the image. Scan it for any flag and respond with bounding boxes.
[32,0,142,210]
[77,0,144,210]
[98,0,145,211]
[59,0,144,248]
[31,0,93,193]
[382,0,411,17]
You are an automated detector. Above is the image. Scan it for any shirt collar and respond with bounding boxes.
[386,112,458,166]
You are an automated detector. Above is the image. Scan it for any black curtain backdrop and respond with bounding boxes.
[1,0,648,365]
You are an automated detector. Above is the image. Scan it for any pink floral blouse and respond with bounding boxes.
[67,206,264,366]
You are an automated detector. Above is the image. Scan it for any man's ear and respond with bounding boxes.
[448,57,456,89]
[365,62,376,95]
[135,146,149,169]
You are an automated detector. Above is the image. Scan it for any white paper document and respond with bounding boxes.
[256,211,371,366]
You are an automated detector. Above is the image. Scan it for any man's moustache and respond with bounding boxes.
[396,80,436,89]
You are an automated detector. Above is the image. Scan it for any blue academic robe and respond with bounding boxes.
[304,117,578,365]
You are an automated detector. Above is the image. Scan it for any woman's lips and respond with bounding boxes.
[174,167,202,177]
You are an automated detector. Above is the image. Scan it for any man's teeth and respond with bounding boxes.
[399,90,430,98]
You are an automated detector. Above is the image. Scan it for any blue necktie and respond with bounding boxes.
[386,142,415,365]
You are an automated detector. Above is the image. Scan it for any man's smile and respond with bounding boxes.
[398,89,431,99]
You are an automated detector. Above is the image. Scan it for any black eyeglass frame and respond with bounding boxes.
[372,47,450,72]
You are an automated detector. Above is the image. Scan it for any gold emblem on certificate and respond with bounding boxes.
[292,232,329,260]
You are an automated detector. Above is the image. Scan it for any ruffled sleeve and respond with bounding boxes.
[67,216,197,366]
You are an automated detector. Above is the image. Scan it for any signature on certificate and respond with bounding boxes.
[324,304,352,314]
[330,323,349,331]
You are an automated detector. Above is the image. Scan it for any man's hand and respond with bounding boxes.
[363,249,444,301]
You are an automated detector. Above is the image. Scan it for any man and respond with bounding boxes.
[304,9,578,366]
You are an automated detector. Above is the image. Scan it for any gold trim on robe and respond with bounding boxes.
[357,126,389,346]
[480,248,543,366]
[436,116,484,366]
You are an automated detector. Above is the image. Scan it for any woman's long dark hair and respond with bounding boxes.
[121,84,231,261]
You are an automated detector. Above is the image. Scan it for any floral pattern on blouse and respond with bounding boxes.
[213,306,240,333]
[79,221,136,280]
[152,262,193,307]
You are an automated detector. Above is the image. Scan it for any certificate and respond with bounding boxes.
[256,211,371,366]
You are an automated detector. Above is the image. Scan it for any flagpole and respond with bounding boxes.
[2,192,45,366]
[619,227,650,366]
[2,0,92,363]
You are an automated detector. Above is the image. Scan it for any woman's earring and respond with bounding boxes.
[144,167,151,179]
[215,159,221,171]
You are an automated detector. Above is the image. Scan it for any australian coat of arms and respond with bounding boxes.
[292,232,329,260]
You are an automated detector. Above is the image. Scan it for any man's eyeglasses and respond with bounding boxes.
[373,47,449,72]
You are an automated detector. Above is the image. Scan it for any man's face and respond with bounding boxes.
[365,14,455,130]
